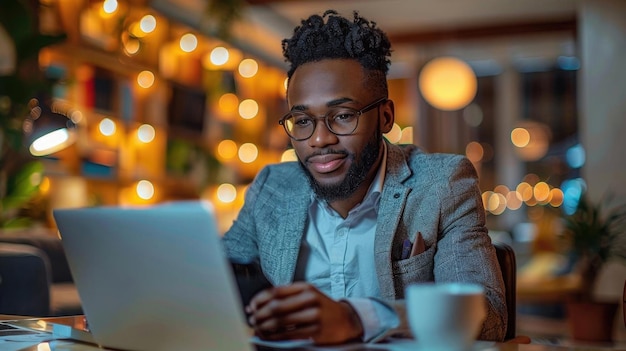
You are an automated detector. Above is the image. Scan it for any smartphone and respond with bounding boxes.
[230,261,273,308]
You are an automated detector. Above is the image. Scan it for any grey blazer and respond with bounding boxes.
[223,142,506,341]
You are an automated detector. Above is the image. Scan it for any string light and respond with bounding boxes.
[239,58,258,78]
[102,0,118,14]
[137,70,155,88]
[99,118,116,136]
[210,47,229,65]
[180,33,198,53]
[136,180,154,200]
[137,124,155,143]
[139,15,156,33]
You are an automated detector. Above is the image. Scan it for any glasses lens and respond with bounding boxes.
[327,108,358,135]
[284,113,314,140]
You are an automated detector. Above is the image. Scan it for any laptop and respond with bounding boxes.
[53,201,254,351]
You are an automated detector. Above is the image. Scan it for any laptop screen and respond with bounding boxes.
[54,201,253,351]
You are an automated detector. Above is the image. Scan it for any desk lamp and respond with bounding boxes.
[26,102,76,156]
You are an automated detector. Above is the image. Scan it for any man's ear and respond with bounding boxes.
[380,99,395,134]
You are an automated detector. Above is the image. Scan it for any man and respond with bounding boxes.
[222,10,506,345]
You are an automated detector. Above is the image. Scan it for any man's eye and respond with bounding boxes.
[293,116,313,127]
[332,111,357,122]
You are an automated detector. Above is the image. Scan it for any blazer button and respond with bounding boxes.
[394,193,400,199]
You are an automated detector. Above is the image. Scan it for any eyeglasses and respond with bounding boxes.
[279,97,387,141]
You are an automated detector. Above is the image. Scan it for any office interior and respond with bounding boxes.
[1,0,625,345]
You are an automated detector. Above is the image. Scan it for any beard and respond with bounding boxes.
[299,128,382,202]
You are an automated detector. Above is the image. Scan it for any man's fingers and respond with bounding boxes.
[248,283,363,344]
[252,288,317,323]
[249,283,310,311]
[255,305,318,331]
[256,322,318,341]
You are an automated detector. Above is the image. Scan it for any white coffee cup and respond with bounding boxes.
[405,282,486,351]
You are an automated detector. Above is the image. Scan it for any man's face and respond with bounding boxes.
[286,59,394,202]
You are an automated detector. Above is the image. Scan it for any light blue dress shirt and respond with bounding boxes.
[294,143,399,341]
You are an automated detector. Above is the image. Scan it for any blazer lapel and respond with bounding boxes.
[374,144,412,299]
[271,188,310,286]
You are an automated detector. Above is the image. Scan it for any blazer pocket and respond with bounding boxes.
[391,245,436,297]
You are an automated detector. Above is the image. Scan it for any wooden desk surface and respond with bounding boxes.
[1,316,623,351]
[517,274,582,303]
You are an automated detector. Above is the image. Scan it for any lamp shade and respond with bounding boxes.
[27,109,76,156]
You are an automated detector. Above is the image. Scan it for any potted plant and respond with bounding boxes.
[561,192,626,342]
[1,0,65,229]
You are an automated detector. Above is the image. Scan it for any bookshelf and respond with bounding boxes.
[38,0,289,230]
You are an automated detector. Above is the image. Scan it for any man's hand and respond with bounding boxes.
[246,282,363,345]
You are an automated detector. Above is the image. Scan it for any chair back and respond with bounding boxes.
[623,279,625,328]
[493,241,516,341]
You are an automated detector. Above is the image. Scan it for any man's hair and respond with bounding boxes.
[282,10,392,94]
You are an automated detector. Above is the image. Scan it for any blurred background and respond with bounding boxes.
[1,0,625,344]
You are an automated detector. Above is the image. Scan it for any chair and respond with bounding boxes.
[0,243,50,316]
[0,230,82,316]
[493,241,531,344]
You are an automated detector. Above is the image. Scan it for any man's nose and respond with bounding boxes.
[308,119,338,147]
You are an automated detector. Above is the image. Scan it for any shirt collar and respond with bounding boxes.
[365,141,387,213]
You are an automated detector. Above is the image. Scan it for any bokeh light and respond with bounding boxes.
[385,123,402,144]
[481,191,493,210]
[139,15,156,33]
[463,103,483,127]
[419,57,477,111]
[506,191,523,210]
[179,33,198,53]
[136,180,154,200]
[210,47,229,66]
[494,185,510,195]
[549,188,565,207]
[137,70,155,88]
[280,149,298,162]
[217,139,238,160]
[561,178,586,215]
[465,141,484,163]
[137,124,155,143]
[123,38,140,55]
[511,128,530,147]
[238,58,259,78]
[217,183,237,203]
[102,0,118,14]
[238,143,258,163]
[533,182,551,202]
[239,99,259,119]
[513,121,551,161]
[566,144,586,169]
[399,127,414,144]
[488,192,507,215]
[99,118,116,136]
[517,182,533,201]
[218,93,239,114]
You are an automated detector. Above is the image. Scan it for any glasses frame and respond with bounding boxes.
[278,97,388,141]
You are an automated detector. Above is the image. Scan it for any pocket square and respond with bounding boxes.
[410,232,426,257]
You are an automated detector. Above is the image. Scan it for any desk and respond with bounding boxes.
[517,274,582,304]
[1,316,623,351]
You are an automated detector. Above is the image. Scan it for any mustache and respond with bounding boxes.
[304,149,349,163]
